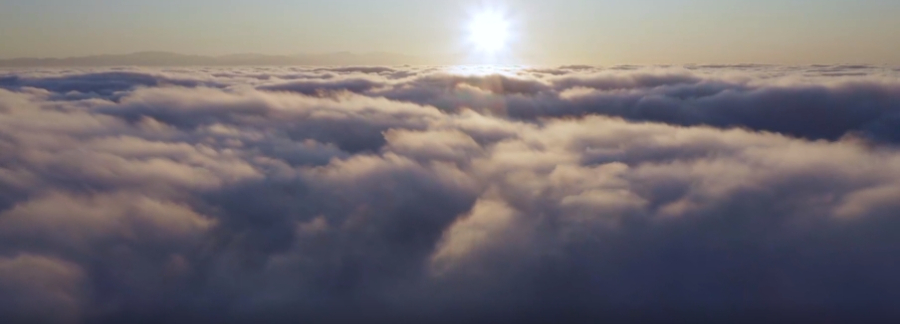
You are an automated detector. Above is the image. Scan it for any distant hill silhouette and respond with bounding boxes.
[0,51,431,67]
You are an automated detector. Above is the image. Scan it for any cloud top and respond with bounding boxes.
[1,65,900,323]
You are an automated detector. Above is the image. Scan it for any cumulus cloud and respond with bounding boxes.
[1,65,900,323]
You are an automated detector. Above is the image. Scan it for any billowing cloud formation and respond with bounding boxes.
[1,65,900,323]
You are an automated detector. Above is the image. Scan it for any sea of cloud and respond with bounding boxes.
[1,64,900,323]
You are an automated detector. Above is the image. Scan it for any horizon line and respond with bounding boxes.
[0,51,895,67]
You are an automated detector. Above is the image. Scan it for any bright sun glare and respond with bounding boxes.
[467,10,511,54]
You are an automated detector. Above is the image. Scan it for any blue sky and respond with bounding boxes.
[1,0,898,63]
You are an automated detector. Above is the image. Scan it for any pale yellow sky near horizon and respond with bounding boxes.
[1,0,899,65]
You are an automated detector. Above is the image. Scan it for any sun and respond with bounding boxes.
[467,9,511,54]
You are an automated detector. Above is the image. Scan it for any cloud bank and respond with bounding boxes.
[1,65,900,323]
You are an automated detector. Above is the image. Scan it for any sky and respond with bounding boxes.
[4,2,900,322]
[1,0,899,64]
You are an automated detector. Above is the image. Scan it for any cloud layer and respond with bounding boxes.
[1,65,900,323]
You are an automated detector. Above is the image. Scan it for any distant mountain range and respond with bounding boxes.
[0,51,435,67]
